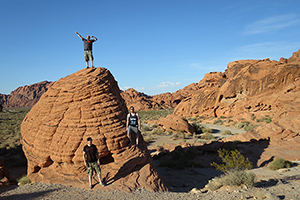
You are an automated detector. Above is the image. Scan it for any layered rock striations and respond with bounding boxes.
[174,49,300,120]
[0,81,53,108]
[21,67,167,191]
[174,49,300,164]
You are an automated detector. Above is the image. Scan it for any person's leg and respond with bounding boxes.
[84,51,89,68]
[90,52,94,67]
[136,133,139,148]
[127,127,133,145]
[88,175,93,188]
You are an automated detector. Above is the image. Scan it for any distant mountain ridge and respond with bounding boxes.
[0,81,53,108]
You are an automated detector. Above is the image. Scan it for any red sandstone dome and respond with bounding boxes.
[21,67,167,191]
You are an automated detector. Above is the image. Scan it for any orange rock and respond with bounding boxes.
[21,67,167,192]
[157,114,195,134]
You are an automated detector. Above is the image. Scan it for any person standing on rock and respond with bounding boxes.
[83,137,104,189]
[75,32,97,68]
[126,106,141,149]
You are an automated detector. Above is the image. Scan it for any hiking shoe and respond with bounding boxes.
[89,185,93,189]
[128,141,132,146]
[86,66,90,69]
[99,182,105,187]
[136,145,139,149]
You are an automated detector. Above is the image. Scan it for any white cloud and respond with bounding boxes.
[229,41,300,61]
[152,81,181,89]
[120,86,131,91]
[243,14,300,35]
[135,87,145,91]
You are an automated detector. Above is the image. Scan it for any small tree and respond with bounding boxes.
[211,148,253,172]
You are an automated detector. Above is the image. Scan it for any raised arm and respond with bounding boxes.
[75,32,83,40]
[91,35,98,41]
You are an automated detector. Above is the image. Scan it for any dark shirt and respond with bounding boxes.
[83,144,98,162]
[128,113,138,127]
[82,39,95,51]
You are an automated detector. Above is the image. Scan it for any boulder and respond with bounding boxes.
[21,67,167,192]
[157,114,195,134]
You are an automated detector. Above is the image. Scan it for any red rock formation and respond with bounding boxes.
[173,49,300,165]
[157,114,195,134]
[174,49,300,118]
[0,81,53,108]
[21,67,167,192]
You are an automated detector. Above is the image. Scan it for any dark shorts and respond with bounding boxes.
[128,126,139,135]
[87,161,101,176]
[84,50,93,61]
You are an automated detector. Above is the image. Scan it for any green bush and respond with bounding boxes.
[191,122,203,135]
[137,109,174,122]
[150,128,165,135]
[206,170,256,190]
[17,175,31,186]
[211,149,253,172]
[265,117,272,123]
[222,130,232,135]
[0,107,30,149]
[268,158,294,170]
[201,126,212,133]
[213,119,224,125]
[201,132,215,140]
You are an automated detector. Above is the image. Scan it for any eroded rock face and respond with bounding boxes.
[0,81,53,108]
[21,67,167,192]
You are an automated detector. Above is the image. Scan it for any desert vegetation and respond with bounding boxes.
[268,158,294,171]
[0,107,30,149]
[207,148,256,190]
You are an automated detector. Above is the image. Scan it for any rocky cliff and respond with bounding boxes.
[0,81,53,108]
[20,67,167,192]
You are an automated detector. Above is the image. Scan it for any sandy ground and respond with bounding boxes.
[1,124,300,199]
[146,123,245,148]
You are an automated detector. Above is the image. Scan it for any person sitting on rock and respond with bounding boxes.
[75,32,97,68]
[83,137,104,189]
[126,106,141,149]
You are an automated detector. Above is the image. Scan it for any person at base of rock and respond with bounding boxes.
[75,32,98,68]
[126,106,141,149]
[83,137,104,189]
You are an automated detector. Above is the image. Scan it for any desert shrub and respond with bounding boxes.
[150,127,165,135]
[250,114,256,121]
[189,117,198,122]
[268,158,294,171]
[17,175,31,186]
[201,132,215,140]
[213,119,224,125]
[191,122,203,135]
[199,115,205,119]
[0,107,30,149]
[140,123,152,132]
[159,147,203,169]
[234,121,254,131]
[226,118,232,123]
[170,132,185,140]
[222,130,232,135]
[201,126,212,133]
[206,170,256,190]
[211,149,253,172]
[265,117,272,123]
[209,116,214,120]
[137,109,174,122]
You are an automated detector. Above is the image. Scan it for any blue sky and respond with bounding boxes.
[1,0,300,95]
